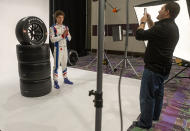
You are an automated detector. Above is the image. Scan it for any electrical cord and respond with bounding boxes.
[118,0,129,131]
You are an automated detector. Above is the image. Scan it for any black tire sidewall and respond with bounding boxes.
[16,44,50,63]
[16,16,47,45]
[68,50,78,66]
[20,77,52,97]
[18,61,51,80]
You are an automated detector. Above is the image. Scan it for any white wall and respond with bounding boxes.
[0,0,49,82]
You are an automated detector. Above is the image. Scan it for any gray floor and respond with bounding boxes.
[0,67,141,131]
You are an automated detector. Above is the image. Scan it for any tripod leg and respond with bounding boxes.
[104,52,114,72]
[126,59,140,78]
[164,67,189,84]
[86,56,97,67]
[113,59,125,71]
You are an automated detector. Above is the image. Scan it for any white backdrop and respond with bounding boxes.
[134,0,190,62]
[0,0,49,83]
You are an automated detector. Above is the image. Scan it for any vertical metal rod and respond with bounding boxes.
[95,0,105,131]
[125,0,129,57]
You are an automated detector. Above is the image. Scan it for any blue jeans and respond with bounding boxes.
[138,68,168,128]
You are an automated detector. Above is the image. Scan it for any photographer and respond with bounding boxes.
[133,2,180,129]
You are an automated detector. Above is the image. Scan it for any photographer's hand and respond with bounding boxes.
[138,15,147,30]
[147,13,154,28]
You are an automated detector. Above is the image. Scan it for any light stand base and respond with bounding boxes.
[86,51,114,73]
[164,66,190,84]
[114,57,140,78]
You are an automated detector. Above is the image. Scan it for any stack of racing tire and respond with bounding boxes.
[16,16,51,97]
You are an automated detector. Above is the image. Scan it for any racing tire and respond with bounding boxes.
[18,61,51,80]
[67,50,78,66]
[15,16,47,45]
[16,44,50,63]
[20,77,52,97]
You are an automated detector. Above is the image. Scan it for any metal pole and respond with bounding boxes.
[125,0,129,62]
[96,0,105,130]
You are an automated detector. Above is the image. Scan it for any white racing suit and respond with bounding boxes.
[49,24,71,81]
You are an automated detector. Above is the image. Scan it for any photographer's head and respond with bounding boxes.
[157,2,180,20]
[54,10,65,25]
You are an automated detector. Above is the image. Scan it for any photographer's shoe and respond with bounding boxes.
[132,121,151,130]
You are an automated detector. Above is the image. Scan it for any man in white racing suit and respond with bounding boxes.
[50,10,73,89]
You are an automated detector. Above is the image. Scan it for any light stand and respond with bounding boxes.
[111,2,139,78]
[86,0,114,73]
[112,35,139,78]
[89,0,105,131]
[112,29,139,78]
[89,0,133,131]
